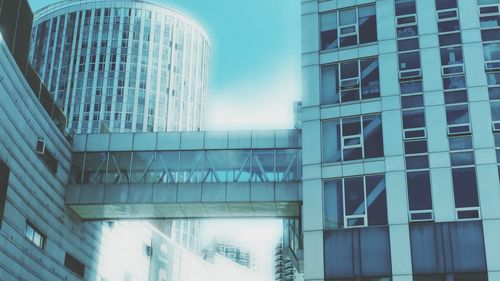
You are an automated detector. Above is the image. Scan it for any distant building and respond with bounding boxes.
[29,0,210,134]
[215,243,253,269]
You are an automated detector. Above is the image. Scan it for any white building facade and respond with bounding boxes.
[29,0,211,133]
[301,0,500,280]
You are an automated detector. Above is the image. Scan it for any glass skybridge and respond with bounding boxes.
[66,130,302,220]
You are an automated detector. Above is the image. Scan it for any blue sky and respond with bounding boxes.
[29,0,302,130]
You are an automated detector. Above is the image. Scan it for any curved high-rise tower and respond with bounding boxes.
[29,0,210,133]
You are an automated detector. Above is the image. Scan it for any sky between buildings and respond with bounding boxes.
[28,0,300,280]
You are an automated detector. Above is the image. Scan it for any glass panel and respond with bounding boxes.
[82,152,108,184]
[492,102,500,121]
[360,58,380,99]
[480,15,500,28]
[339,8,357,47]
[320,12,338,50]
[276,149,298,182]
[366,175,388,226]
[321,64,339,104]
[444,90,468,104]
[395,0,417,16]
[413,274,446,281]
[400,80,423,95]
[398,38,420,52]
[105,152,132,184]
[403,109,426,129]
[358,5,377,44]
[452,167,479,208]
[443,75,466,90]
[484,42,500,61]
[438,19,460,33]
[322,120,342,163]
[71,153,85,184]
[454,273,488,281]
[446,104,470,125]
[344,177,365,216]
[406,155,429,169]
[439,33,461,46]
[363,115,384,158]
[435,0,457,10]
[449,136,473,150]
[399,51,421,70]
[451,151,475,166]
[340,60,358,80]
[324,179,344,229]
[155,151,179,183]
[482,29,500,42]
[407,171,433,210]
[342,116,361,136]
[404,140,428,154]
[339,8,356,26]
[227,150,251,182]
[397,25,418,38]
[203,150,228,183]
[130,151,156,183]
[178,151,203,183]
[440,46,463,65]
[402,94,424,109]
[251,150,274,182]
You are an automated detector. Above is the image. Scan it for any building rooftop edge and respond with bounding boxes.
[33,0,211,46]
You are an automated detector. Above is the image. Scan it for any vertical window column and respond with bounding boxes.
[395,0,434,222]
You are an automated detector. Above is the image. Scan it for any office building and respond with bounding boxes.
[301,0,500,280]
[29,0,210,133]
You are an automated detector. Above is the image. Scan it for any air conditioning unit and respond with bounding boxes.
[35,139,46,155]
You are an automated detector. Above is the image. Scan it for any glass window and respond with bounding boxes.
[82,152,108,184]
[155,151,180,183]
[452,167,479,209]
[104,152,132,184]
[227,150,251,182]
[203,150,228,183]
[360,58,380,99]
[0,159,9,225]
[358,5,377,44]
[276,149,299,182]
[399,51,421,71]
[324,179,343,229]
[321,64,339,104]
[403,109,426,129]
[446,104,470,125]
[440,46,463,66]
[320,5,377,51]
[25,221,45,248]
[322,57,380,104]
[436,0,458,10]
[402,95,424,109]
[400,80,423,95]
[398,38,420,52]
[324,175,387,229]
[484,42,500,62]
[438,19,460,33]
[130,152,156,184]
[491,101,500,121]
[443,75,466,90]
[178,151,203,183]
[251,150,275,182]
[444,90,468,104]
[407,171,433,212]
[323,115,383,162]
[363,115,384,158]
[322,119,341,163]
[395,0,416,16]
[439,33,461,46]
[320,12,338,51]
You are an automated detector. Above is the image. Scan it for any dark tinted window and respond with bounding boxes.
[64,253,85,278]
[0,159,10,226]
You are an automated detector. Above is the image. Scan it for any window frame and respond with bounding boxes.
[319,4,378,52]
[25,221,46,249]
